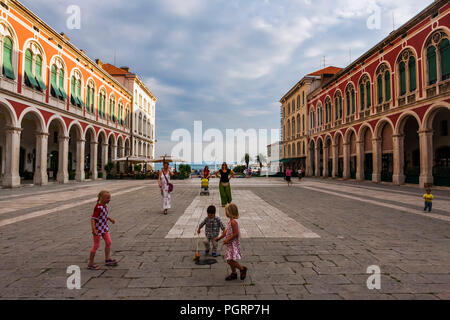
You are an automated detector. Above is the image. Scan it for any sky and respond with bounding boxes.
[20,0,433,161]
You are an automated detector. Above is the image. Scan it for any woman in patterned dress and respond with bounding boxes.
[158,161,173,215]
[215,203,247,281]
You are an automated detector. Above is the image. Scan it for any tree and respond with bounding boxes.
[244,153,250,169]
[256,154,266,170]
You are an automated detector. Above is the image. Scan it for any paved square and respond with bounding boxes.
[0,177,449,300]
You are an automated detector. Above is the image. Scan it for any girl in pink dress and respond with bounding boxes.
[215,203,248,281]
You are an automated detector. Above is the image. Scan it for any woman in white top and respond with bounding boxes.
[158,161,173,215]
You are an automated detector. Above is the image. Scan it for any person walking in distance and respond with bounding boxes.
[158,161,173,215]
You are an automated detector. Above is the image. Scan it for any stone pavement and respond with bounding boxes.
[0,177,449,300]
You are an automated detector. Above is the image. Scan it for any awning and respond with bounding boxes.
[279,158,301,163]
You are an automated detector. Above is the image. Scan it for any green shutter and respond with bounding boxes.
[385,71,391,101]
[59,70,67,99]
[50,65,62,98]
[335,98,338,120]
[439,39,450,80]
[339,97,342,118]
[346,92,350,115]
[399,62,406,95]
[2,37,15,80]
[70,77,76,105]
[427,46,437,85]
[24,50,39,89]
[409,56,416,91]
[351,90,355,114]
[360,84,365,110]
[35,56,46,91]
[366,81,371,107]
[377,75,383,104]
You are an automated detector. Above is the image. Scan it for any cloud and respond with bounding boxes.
[18,0,434,157]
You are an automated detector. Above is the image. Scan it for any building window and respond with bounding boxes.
[334,92,342,120]
[325,98,332,124]
[50,60,67,100]
[425,30,449,85]
[86,81,95,112]
[359,75,371,110]
[70,70,84,108]
[345,84,355,115]
[2,37,15,80]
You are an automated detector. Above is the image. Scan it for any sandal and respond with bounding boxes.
[225,273,237,281]
[240,266,248,280]
[105,259,118,266]
[87,264,100,270]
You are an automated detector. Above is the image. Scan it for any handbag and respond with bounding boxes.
[163,171,173,193]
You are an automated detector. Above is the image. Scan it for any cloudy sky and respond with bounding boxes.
[21,0,432,160]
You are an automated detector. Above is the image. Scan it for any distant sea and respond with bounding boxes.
[153,162,239,171]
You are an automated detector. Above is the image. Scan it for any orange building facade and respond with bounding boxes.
[0,0,134,187]
[306,0,450,188]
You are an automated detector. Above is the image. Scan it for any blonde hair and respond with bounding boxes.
[97,190,110,203]
[225,203,239,219]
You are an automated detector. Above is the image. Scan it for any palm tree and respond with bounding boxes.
[256,154,266,170]
[244,153,250,169]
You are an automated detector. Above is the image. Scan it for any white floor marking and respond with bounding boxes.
[0,186,147,228]
[166,189,320,239]
[301,185,450,223]
[300,181,450,212]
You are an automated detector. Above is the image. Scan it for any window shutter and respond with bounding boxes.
[35,56,46,91]
[439,39,450,81]
[346,91,350,115]
[2,37,15,80]
[408,56,417,91]
[385,71,391,101]
[399,62,406,95]
[366,81,371,107]
[427,46,437,85]
[351,90,355,114]
[360,84,365,110]
[59,70,67,99]
[377,75,383,104]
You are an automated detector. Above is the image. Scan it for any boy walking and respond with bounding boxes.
[423,188,434,212]
[197,205,225,257]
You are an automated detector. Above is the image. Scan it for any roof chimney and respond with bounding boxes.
[120,66,130,72]
[95,59,103,67]
[60,32,70,42]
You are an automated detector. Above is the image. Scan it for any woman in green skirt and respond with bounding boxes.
[215,162,235,207]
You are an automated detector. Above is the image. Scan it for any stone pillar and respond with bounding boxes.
[323,145,329,178]
[332,143,338,178]
[34,132,49,186]
[343,142,350,179]
[57,136,69,184]
[372,137,382,183]
[306,146,312,176]
[392,134,405,185]
[90,141,98,180]
[101,143,108,178]
[314,145,319,177]
[419,130,433,187]
[355,140,364,181]
[3,127,22,188]
[111,143,118,161]
[75,139,85,182]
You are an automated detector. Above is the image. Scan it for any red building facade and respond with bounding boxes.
[306,0,450,187]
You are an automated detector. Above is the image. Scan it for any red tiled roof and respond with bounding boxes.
[307,66,342,76]
[102,63,129,75]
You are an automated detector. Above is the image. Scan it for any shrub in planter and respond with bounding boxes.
[106,173,114,180]
[98,172,103,179]
[134,164,142,172]
[69,171,76,180]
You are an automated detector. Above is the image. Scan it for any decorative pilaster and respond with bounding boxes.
[34,132,49,186]
[419,130,434,187]
[101,143,109,178]
[343,142,350,179]
[372,137,382,183]
[57,136,69,184]
[314,145,319,177]
[392,134,405,185]
[332,143,338,178]
[3,127,22,188]
[323,145,329,178]
[355,140,365,181]
[90,141,98,180]
[75,139,86,182]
